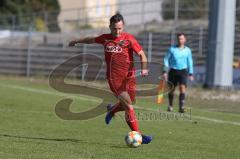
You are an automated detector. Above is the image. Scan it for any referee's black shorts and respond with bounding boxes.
[168,68,188,87]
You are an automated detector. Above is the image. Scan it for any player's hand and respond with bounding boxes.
[163,72,168,81]
[141,69,149,77]
[189,75,194,81]
[68,40,76,47]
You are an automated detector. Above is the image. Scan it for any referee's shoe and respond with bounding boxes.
[179,107,186,113]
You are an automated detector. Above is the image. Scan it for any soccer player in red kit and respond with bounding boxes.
[69,13,152,144]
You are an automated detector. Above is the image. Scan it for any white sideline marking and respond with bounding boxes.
[193,116,240,126]
[0,83,101,102]
[0,108,51,115]
[1,83,240,126]
[134,106,240,126]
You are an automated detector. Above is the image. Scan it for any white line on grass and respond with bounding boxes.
[0,108,52,114]
[134,106,240,126]
[0,83,101,102]
[0,83,240,126]
[192,115,240,126]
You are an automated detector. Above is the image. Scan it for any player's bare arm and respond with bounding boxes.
[69,37,96,46]
[138,50,148,76]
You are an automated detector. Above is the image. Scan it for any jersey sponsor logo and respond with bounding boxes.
[104,40,131,53]
[105,45,123,53]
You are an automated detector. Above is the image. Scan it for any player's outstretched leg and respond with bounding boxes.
[105,104,114,125]
[105,102,124,125]
[120,92,152,144]
[125,107,152,144]
[125,106,139,132]
[125,108,152,144]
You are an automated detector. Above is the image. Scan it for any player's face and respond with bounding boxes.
[110,21,124,37]
[177,35,186,46]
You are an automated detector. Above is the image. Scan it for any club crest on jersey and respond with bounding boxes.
[119,40,131,48]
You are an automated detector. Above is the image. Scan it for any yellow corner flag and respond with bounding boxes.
[157,79,165,104]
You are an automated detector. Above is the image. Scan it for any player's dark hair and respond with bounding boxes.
[176,33,186,47]
[177,33,186,38]
[110,13,124,25]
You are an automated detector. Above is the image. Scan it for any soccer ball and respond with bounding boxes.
[125,131,142,148]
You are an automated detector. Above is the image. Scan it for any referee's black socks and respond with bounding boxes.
[179,93,185,108]
[168,93,174,106]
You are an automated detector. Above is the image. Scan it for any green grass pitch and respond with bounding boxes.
[0,77,240,159]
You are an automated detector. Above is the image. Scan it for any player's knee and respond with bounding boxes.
[119,92,132,102]
[125,104,134,110]
[179,85,186,92]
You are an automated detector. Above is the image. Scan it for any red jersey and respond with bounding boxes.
[95,32,142,79]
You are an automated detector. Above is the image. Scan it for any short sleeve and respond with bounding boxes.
[187,48,194,74]
[129,35,142,54]
[94,34,105,44]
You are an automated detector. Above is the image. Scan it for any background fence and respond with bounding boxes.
[0,0,240,87]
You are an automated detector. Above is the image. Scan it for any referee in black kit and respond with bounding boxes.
[163,33,194,113]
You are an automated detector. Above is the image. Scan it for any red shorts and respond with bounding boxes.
[107,75,136,102]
